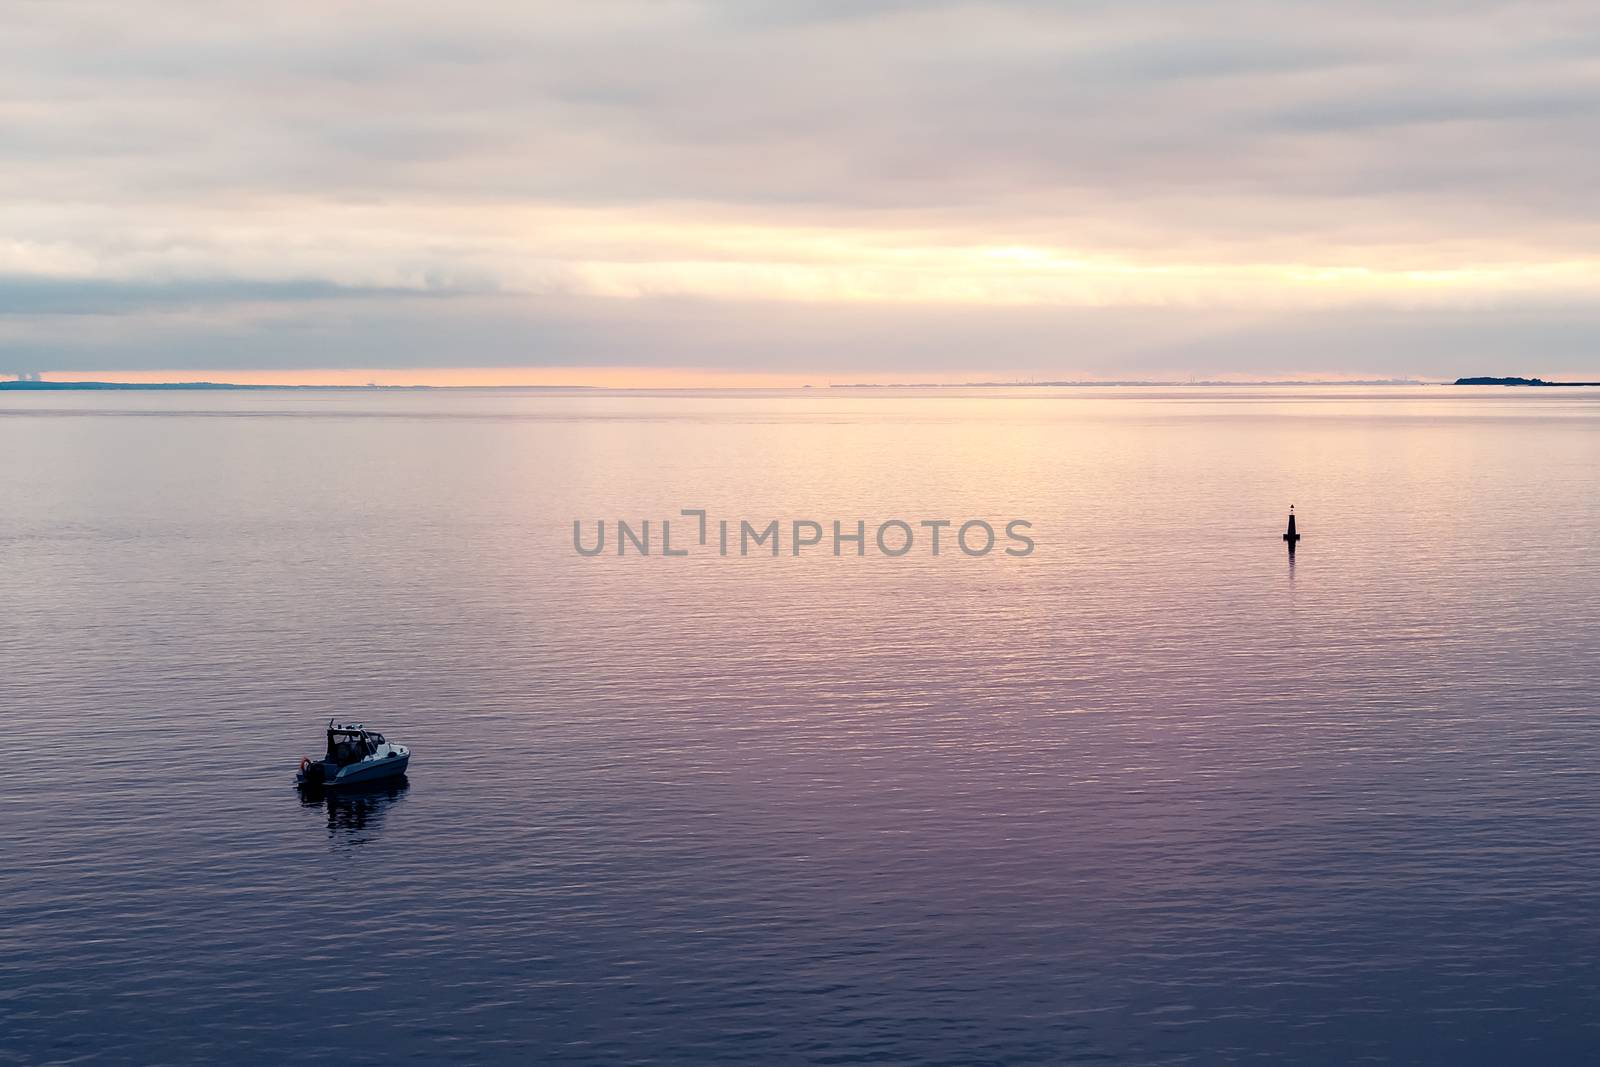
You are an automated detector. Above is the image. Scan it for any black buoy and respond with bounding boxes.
[1283,505,1301,544]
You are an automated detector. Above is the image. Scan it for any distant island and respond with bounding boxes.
[0,380,598,392]
[1455,376,1600,386]
[0,380,429,391]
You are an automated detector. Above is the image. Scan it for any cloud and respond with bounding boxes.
[3,1,1600,375]
[7,290,1600,384]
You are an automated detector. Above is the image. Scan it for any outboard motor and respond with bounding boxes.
[301,761,326,786]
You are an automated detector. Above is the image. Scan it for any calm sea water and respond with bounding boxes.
[3,386,1600,1065]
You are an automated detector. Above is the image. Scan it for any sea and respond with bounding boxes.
[3,385,1599,1065]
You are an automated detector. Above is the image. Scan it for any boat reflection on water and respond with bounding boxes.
[297,776,410,845]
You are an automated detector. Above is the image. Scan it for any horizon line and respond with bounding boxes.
[3,376,1448,392]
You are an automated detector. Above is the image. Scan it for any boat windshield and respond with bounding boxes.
[326,733,372,762]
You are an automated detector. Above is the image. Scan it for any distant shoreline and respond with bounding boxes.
[2,378,1436,392]
[0,380,590,392]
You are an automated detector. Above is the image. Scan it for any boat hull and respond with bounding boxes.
[334,753,409,784]
[297,752,409,788]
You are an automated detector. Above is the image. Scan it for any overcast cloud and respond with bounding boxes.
[5,0,1600,380]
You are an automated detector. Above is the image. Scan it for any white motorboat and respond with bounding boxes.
[296,720,410,787]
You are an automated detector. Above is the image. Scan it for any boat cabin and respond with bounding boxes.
[325,721,387,765]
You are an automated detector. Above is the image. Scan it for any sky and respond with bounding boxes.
[5,0,1600,384]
